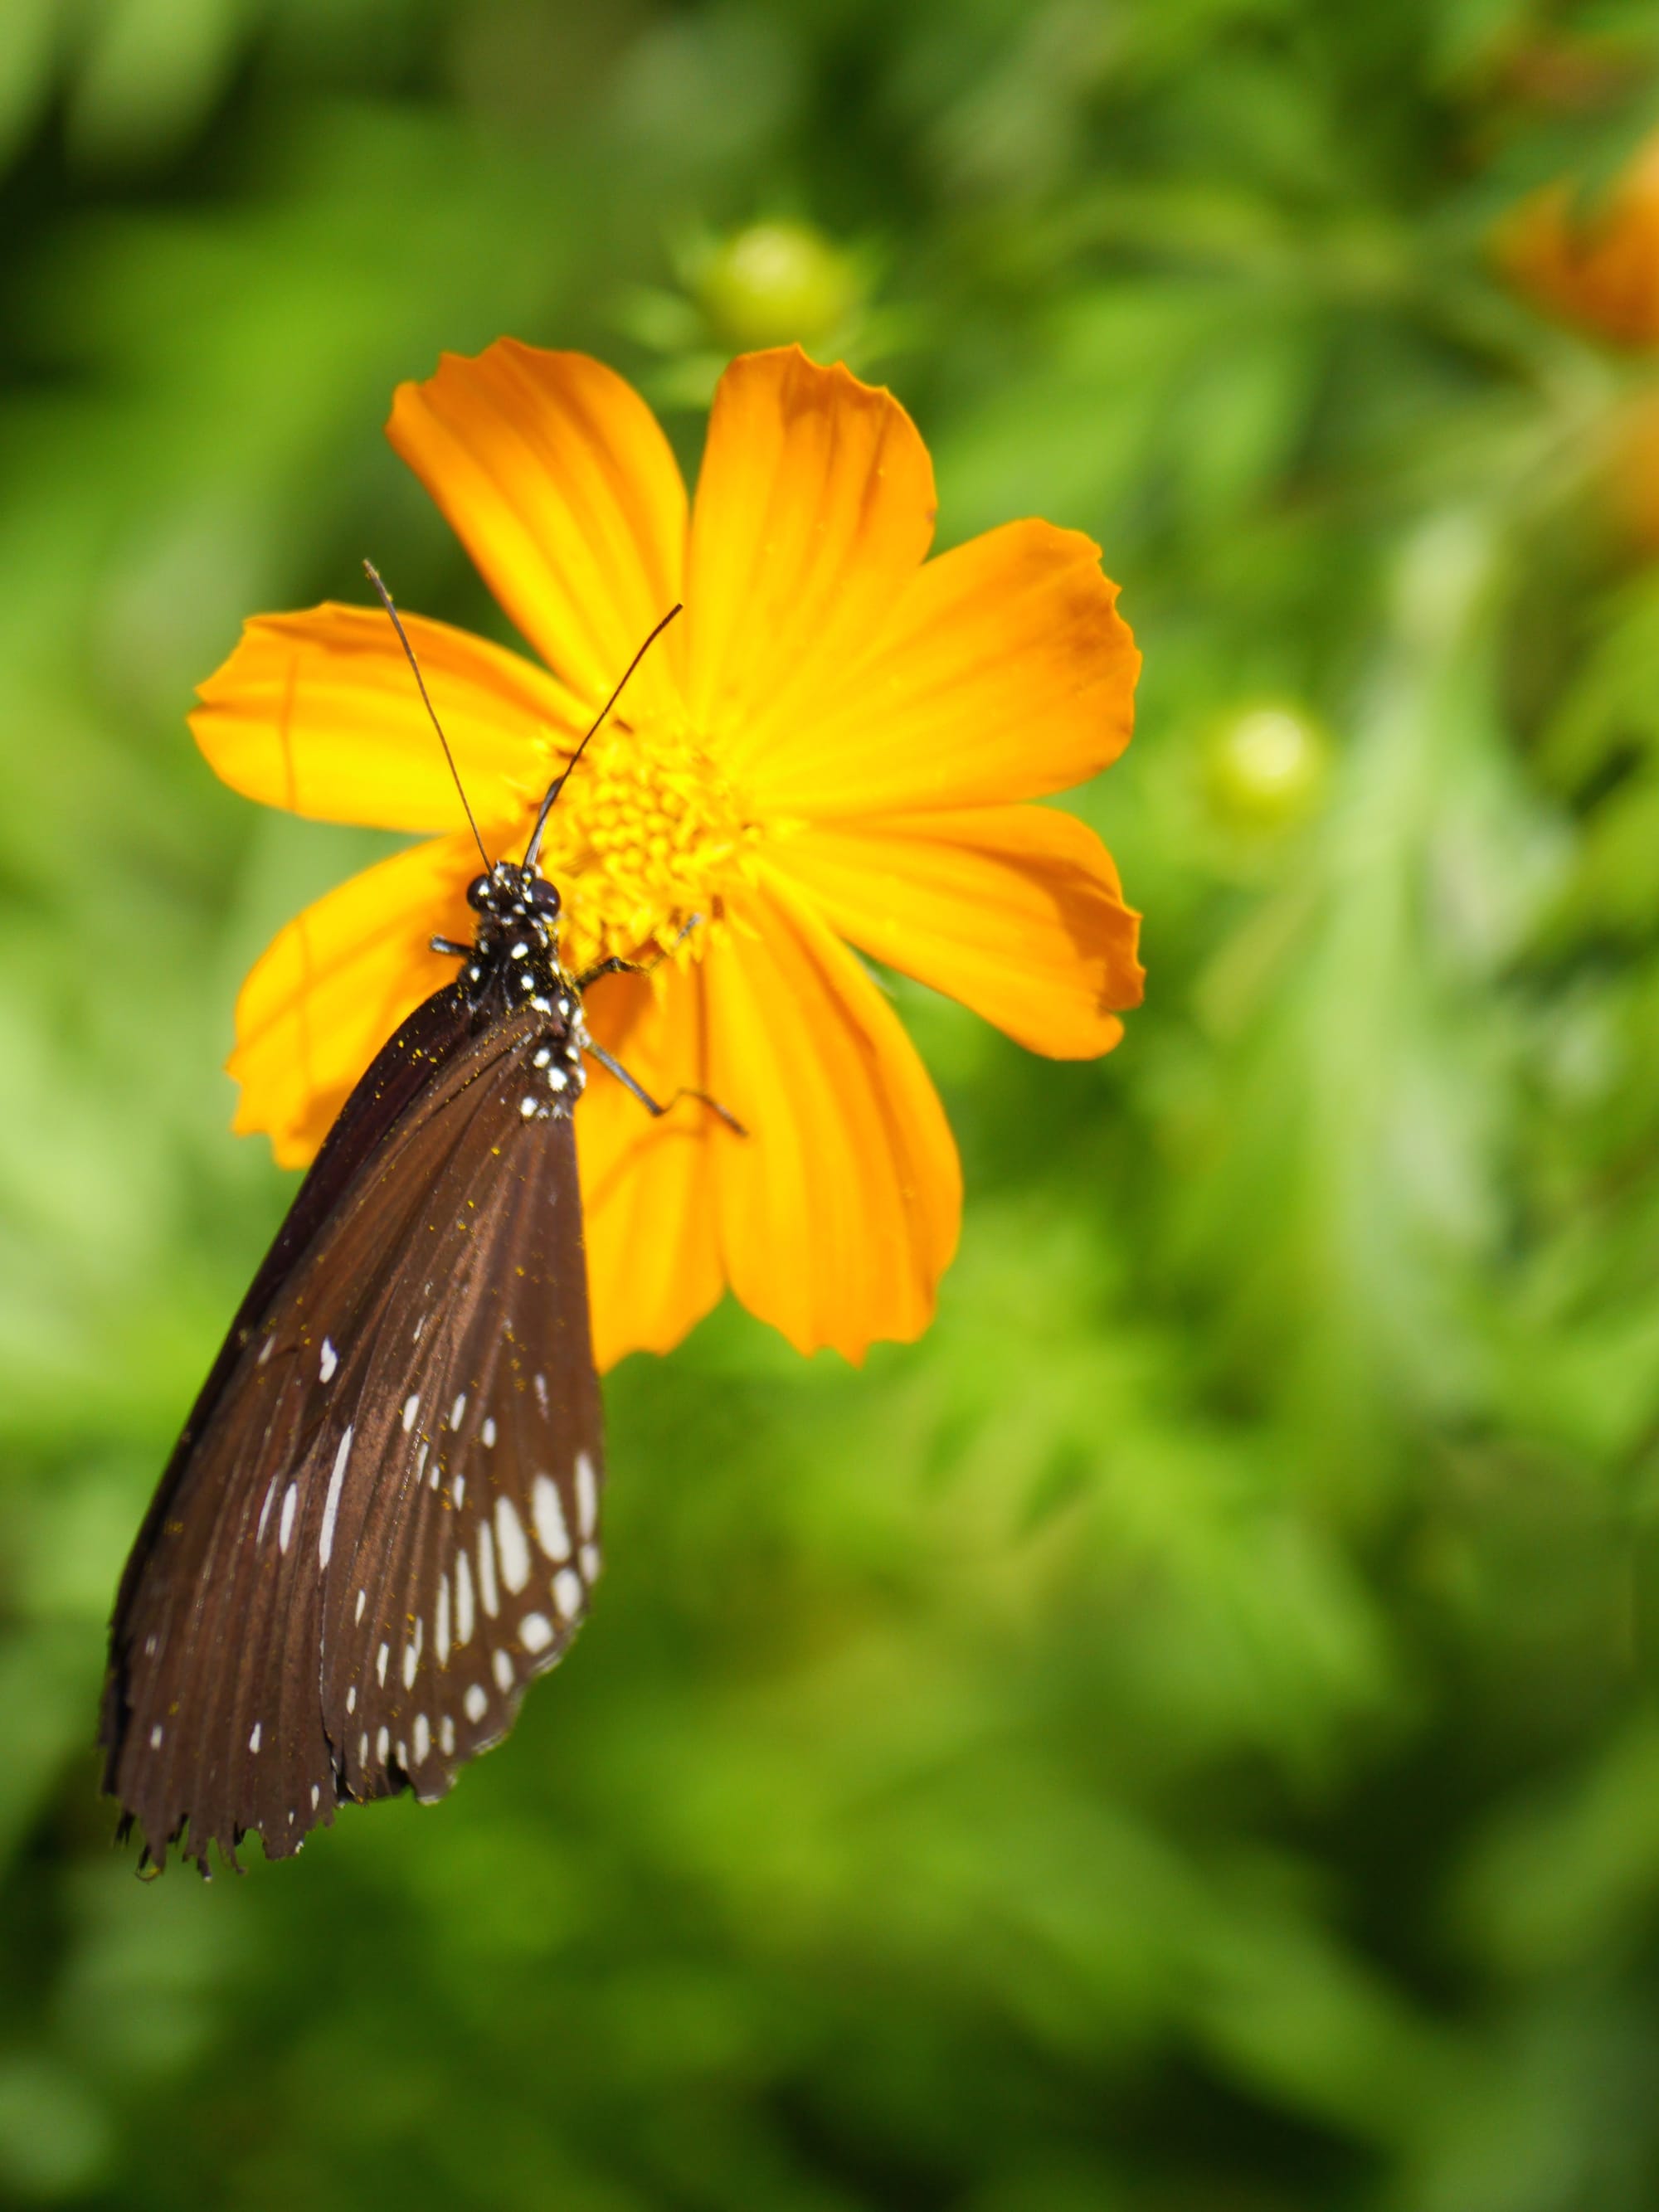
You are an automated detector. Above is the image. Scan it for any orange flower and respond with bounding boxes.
[1497,133,1659,348]
[193,343,1142,1367]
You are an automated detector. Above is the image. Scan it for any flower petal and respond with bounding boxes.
[699,875,961,1360]
[229,835,474,1168]
[576,970,723,1371]
[684,348,937,766]
[387,342,688,711]
[745,520,1139,819]
[192,604,579,834]
[778,805,1143,1057]
[1496,140,1659,349]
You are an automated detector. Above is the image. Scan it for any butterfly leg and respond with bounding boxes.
[577,955,649,988]
[576,914,703,991]
[583,1043,747,1135]
[430,936,470,958]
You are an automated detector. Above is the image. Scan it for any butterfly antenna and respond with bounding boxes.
[523,602,683,870]
[363,559,491,873]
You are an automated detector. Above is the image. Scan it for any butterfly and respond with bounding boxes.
[100,576,727,1875]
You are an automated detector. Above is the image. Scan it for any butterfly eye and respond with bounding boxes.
[465,875,492,912]
[531,880,562,917]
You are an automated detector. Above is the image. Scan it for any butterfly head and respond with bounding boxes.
[453,861,577,1018]
[467,860,561,927]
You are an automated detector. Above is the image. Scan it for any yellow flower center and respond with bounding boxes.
[530,709,765,978]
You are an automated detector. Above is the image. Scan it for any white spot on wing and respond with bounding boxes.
[319,1426,352,1567]
[553,1568,582,1621]
[435,1572,451,1665]
[377,1726,389,1763]
[377,1642,388,1685]
[278,1483,298,1554]
[256,1473,280,1546]
[319,1337,338,1383]
[478,1522,499,1617]
[575,1451,598,1539]
[440,1715,455,1756]
[451,1393,467,1428]
[412,1713,431,1763]
[248,1723,261,1753]
[493,1648,514,1691]
[355,1588,366,1624]
[481,1417,496,1448]
[346,1685,356,1714]
[402,1393,420,1433]
[580,1543,601,1583]
[533,1373,549,1413]
[311,1783,320,1810]
[454,1474,465,1508]
[495,1496,531,1593]
[149,1725,163,1749]
[464,1684,488,1723]
[455,1549,475,1645]
[532,1475,571,1561]
[520,1612,554,1653]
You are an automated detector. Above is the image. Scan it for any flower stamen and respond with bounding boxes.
[531,710,765,975]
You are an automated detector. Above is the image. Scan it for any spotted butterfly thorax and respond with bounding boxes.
[100,590,698,1874]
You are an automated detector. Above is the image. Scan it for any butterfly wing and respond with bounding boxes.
[314,1053,602,1812]
[100,989,603,1873]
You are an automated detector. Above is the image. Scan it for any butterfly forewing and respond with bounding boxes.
[102,907,605,1874]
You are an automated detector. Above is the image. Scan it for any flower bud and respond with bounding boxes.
[697,222,859,351]
[1202,703,1330,833]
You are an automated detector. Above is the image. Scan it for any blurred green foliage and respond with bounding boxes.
[6,0,1659,2205]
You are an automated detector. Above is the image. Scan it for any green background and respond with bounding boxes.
[5,1,1659,2204]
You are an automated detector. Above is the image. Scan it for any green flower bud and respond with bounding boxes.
[697,222,859,351]
[1202,702,1331,832]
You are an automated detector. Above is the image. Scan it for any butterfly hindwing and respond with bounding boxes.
[317,1068,601,1807]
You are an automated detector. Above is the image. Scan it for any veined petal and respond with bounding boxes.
[700,875,961,1360]
[778,805,1144,1057]
[576,970,723,1371]
[387,342,688,712]
[192,604,579,834]
[746,519,1139,819]
[229,834,474,1168]
[685,348,937,765]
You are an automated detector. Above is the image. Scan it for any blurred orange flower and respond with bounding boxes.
[1497,133,1659,347]
[193,343,1142,1367]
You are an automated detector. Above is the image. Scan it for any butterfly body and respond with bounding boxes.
[101,860,606,1874]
